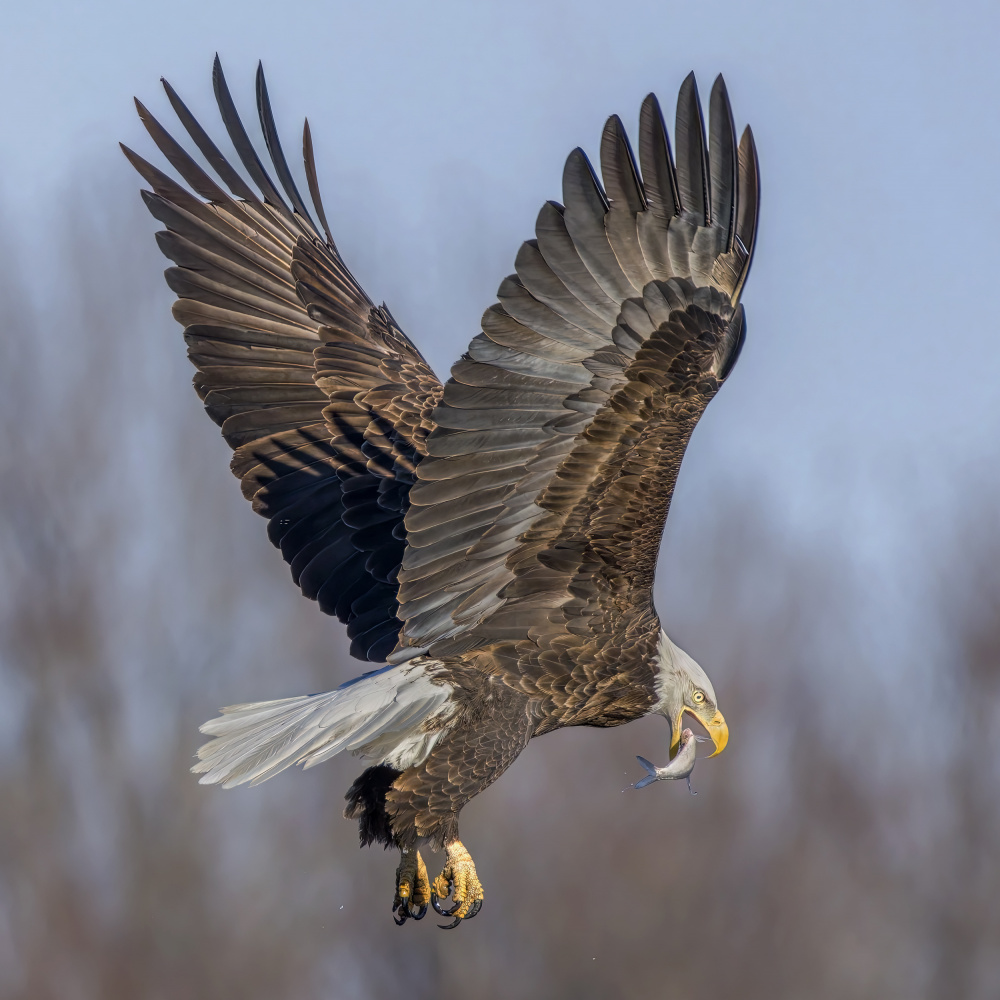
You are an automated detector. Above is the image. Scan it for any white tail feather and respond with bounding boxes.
[192,660,455,788]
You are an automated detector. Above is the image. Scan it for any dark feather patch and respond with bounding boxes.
[344,765,401,848]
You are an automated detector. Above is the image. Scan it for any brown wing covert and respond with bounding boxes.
[394,73,758,664]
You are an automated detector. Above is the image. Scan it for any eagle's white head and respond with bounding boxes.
[652,631,729,759]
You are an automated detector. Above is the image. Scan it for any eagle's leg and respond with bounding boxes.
[431,839,484,929]
[392,846,431,924]
[386,676,532,928]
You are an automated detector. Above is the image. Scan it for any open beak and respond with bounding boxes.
[671,706,729,758]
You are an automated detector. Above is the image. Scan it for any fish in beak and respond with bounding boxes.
[671,705,729,759]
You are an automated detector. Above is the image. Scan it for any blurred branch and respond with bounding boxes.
[0,164,997,1000]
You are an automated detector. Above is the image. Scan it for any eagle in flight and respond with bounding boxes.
[124,58,758,928]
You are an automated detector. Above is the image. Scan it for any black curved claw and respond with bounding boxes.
[438,915,463,930]
[393,896,428,924]
[431,890,451,916]
[466,898,483,919]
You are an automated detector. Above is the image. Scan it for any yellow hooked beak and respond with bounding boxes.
[670,706,729,759]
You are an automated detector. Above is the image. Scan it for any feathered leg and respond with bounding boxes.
[387,678,532,928]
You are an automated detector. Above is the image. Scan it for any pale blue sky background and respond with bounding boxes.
[0,9,1000,996]
[2,6,999,984]
[1,0,997,621]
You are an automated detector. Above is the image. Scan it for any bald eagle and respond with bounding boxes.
[124,58,758,928]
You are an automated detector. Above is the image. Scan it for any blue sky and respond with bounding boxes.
[2,0,997,588]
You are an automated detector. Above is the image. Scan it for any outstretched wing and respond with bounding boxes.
[125,58,442,662]
[393,73,758,669]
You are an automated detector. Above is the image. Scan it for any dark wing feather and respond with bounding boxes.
[393,74,757,668]
[674,72,710,224]
[255,63,319,230]
[161,76,260,205]
[302,120,334,246]
[211,56,298,230]
[128,60,443,662]
[732,125,760,302]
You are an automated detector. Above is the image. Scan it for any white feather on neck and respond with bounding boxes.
[652,630,716,713]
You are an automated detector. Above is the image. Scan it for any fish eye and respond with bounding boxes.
[692,690,705,704]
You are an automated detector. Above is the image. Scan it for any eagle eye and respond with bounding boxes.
[692,690,706,704]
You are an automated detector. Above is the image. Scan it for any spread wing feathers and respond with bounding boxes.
[393,73,757,662]
[490,281,744,720]
[125,57,443,661]
[192,660,457,788]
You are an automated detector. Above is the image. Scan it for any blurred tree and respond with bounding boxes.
[0,171,997,1000]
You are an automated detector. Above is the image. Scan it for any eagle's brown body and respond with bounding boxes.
[125,58,757,925]
[349,621,661,850]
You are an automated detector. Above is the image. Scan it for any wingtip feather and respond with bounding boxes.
[255,61,318,231]
[708,74,738,250]
[733,125,760,301]
[638,92,680,217]
[675,72,710,224]
[302,118,335,247]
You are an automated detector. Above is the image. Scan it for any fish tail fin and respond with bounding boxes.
[634,755,658,789]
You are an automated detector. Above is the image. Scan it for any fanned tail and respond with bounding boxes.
[192,661,455,788]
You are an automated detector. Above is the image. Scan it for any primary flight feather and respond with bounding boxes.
[125,57,759,928]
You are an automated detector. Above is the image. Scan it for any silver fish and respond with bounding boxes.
[634,728,700,793]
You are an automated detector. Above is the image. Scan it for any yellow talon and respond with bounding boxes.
[413,851,430,907]
[393,848,431,923]
[431,840,485,927]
